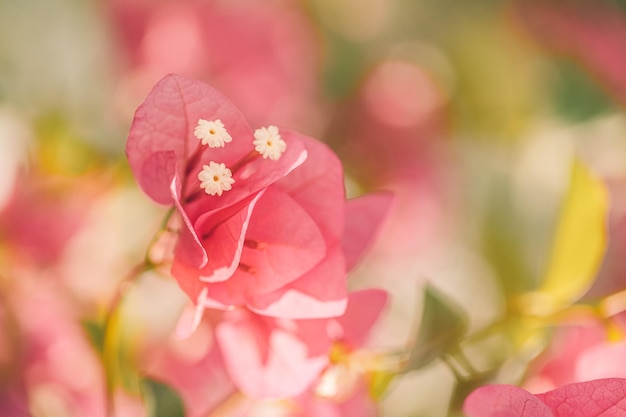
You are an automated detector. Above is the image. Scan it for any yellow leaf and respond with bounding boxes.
[521,158,608,316]
[367,370,396,401]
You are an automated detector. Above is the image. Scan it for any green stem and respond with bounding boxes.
[450,347,478,376]
[102,206,176,417]
[441,354,465,381]
[144,207,176,266]
[103,261,151,417]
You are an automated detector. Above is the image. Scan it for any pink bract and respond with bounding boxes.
[214,289,388,400]
[126,73,306,207]
[127,74,393,320]
[464,378,626,417]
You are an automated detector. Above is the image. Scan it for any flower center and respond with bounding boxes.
[253,125,287,161]
[197,162,235,196]
[194,119,232,148]
[184,121,286,201]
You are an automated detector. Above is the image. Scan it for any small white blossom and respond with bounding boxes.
[198,161,235,196]
[253,125,286,160]
[194,119,232,148]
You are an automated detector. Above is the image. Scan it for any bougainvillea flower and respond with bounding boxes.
[215,289,388,400]
[464,378,626,417]
[127,74,392,321]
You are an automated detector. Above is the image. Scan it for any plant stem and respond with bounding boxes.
[102,206,177,417]
[103,261,150,417]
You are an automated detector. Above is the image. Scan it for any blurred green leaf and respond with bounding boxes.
[481,177,536,296]
[612,0,626,12]
[404,285,469,372]
[141,378,186,417]
[551,62,615,122]
[320,37,366,99]
[82,319,105,356]
[519,158,608,316]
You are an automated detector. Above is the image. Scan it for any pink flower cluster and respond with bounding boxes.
[126,74,392,402]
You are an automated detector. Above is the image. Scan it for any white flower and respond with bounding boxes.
[194,119,232,148]
[198,161,235,196]
[253,125,286,160]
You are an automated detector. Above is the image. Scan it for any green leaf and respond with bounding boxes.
[481,177,536,296]
[82,319,106,356]
[518,158,609,316]
[141,378,186,417]
[551,61,615,122]
[404,285,469,372]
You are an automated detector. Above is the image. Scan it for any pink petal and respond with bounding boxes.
[174,288,208,339]
[127,73,254,204]
[334,383,379,417]
[335,289,388,347]
[193,193,264,280]
[237,189,327,288]
[128,74,308,207]
[171,175,207,269]
[276,131,346,242]
[202,189,327,306]
[140,150,178,205]
[342,192,394,272]
[247,244,348,319]
[464,385,552,417]
[216,310,329,399]
[538,378,626,416]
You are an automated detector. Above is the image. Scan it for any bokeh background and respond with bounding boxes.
[2,0,626,416]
